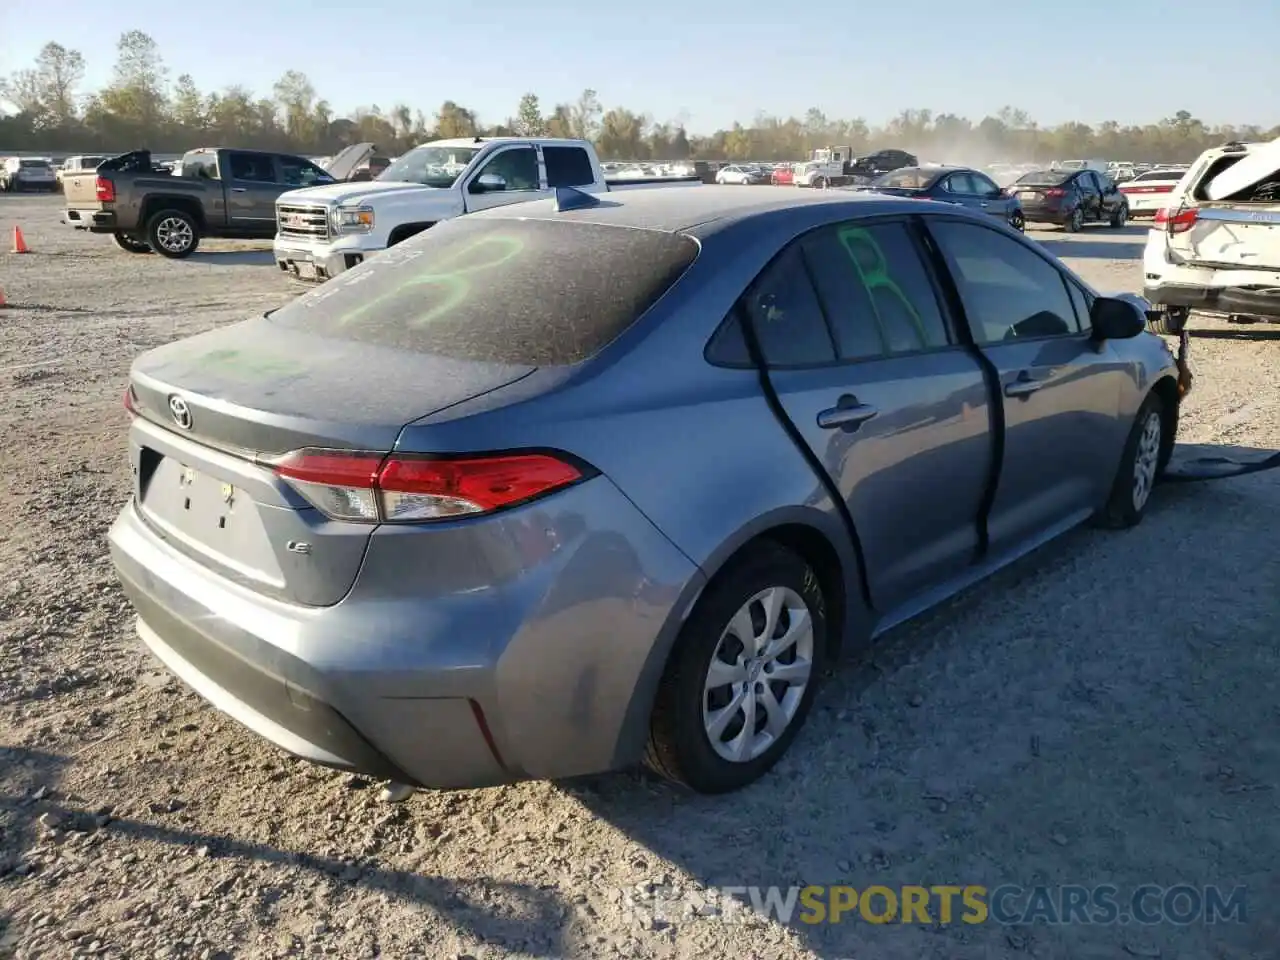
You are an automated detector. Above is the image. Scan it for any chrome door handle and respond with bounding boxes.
[1004,372,1045,398]
[980,202,990,208]
[231,187,247,193]
[817,395,879,430]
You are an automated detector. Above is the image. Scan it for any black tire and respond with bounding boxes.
[1009,210,1026,233]
[145,209,200,259]
[1109,204,1129,228]
[813,176,827,189]
[111,231,153,254]
[1065,207,1084,232]
[1147,306,1188,335]
[645,541,829,794]
[1096,392,1167,529]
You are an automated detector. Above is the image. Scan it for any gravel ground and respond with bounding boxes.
[1,194,1277,960]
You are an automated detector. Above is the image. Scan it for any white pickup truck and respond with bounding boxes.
[273,136,701,282]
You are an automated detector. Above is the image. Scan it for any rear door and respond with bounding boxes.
[462,145,549,212]
[924,218,1128,554]
[1076,172,1103,220]
[224,152,280,231]
[730,218,993,613]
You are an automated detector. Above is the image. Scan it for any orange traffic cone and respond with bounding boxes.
[11,226,30,254]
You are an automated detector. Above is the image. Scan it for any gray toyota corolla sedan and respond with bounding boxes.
[109,186,1186,795]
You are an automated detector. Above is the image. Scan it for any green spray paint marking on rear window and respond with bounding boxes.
[834,226,928,349]
[335,234,525,329]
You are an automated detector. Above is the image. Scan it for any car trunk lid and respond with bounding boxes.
[127,317,534,606]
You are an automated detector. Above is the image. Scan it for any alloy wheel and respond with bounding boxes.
[156,217,194,253]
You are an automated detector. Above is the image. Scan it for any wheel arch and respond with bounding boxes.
[387,221,436,246]
[1150,373,1181,471]
[610,506,871,769]
[141,195,205,229]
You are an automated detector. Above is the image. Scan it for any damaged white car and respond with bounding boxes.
[1144,138,1280,332]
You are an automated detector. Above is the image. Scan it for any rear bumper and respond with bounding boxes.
[109,477,702,789]
[1019,203,1068,223]
[1144,282,1280,320]
[63,208,117,232]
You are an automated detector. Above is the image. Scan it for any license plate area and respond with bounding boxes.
[295,261,317,280]
[137,449,284,587]
[1021,191,1041,202]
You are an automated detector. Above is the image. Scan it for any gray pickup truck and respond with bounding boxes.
[61,145,372,258]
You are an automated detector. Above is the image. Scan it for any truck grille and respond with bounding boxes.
[276,203,329,241]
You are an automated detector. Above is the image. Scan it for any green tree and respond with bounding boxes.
[515,93,545,136]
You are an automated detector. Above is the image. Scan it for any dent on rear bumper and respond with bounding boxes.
[109,475,703,789]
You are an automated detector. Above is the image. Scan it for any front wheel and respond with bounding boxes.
[813,176,827,190]
[1110,204,1129,228]
[146,209,200,259]
[1009,209,1026,232]
[1096,392,1167,529]
[111,231,153,254]
[645,542,828,793]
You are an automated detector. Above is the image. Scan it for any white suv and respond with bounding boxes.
[1143,139,1280,332]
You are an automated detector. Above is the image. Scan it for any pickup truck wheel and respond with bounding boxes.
[111,231,153,254]
[146,210,200,259]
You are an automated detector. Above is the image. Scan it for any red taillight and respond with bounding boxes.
[95,176,115,202]
[1153,207,1198,234]
[1122,185,1174,194]
[1043,187,1065,197]
[124,384,138,416]
[271,448,586,523]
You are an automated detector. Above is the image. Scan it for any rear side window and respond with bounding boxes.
[228,152,275,183]
[802,222,950,357]
[268,217,698,365]
[543,146,595,188]
[739,247,837,367]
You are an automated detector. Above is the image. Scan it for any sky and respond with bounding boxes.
[1,0,1278,133]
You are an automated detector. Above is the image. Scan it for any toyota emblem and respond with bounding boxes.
[168,394,193,430]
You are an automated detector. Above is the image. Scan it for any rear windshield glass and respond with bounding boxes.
[268,217,699,365]
[1016,170,1072,186]
[1193,154,1280,203]
[1133,169,1182,182]
[19,159,50,169]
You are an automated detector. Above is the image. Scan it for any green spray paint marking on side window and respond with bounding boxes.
[834,226,928,349]
[335,234,526,329]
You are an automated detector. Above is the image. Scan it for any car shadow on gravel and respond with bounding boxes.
[1035,238,1146,261]
[1190,327,1280,342]
[567,447,1279,958]
[183,251,276,267]
[0,745,574,955]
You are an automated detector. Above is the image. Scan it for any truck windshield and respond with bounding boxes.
[377,146,482,187]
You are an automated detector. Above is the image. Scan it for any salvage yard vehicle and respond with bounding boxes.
[272,136,701,283]
[110,187,1186,796]
[55,154,107,189]
[1009,168,1130,231]
[60,144,372,258]
[1119,168,1187,218]
[1,156,57,192]
[1144,139,1280,333]
[865,165,1026,231]
[795,147,918,189]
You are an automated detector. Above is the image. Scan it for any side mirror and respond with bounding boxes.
[1090,296,1146,341]
[472,173,506,194]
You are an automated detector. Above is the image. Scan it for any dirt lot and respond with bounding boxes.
[1,193,1277,960]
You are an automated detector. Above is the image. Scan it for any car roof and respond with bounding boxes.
[465,184,937,235]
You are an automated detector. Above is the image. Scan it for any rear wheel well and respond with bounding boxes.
[712,525,848,661]
[1151,375,1180,472]
[387,222,435,246]
[141,196,204,229]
